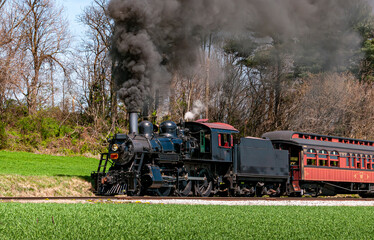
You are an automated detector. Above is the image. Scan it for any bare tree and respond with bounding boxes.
[289,73,374,139]
[0,0,32,113]
[75,0,114,135]
[15,0,70,115]
[168,69,205,121]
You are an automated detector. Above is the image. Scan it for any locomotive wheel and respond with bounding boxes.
[127,178,142,196]
[268,187,281,197]
[195,180,212,197]
[256,186,270,197]
[240,186,255,197]
[255,182,265,197]
[156,187,172,196]
[127,188,141,196]
[359,192,374,198]
[195,169,213,197]
[177,180,192,196]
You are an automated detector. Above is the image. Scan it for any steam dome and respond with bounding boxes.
[159,121,177,137]
[139,121,154,138]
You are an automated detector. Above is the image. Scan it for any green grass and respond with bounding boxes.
[0,151,98,177]
[0,203,373,240]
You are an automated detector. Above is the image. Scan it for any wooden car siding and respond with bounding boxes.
[303,166,374,183]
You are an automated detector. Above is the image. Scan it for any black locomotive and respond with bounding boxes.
[91,113,289,196]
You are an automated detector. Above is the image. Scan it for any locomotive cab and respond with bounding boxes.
[184,121,239,161]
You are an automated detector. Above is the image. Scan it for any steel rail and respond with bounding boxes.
[0,196,116,201]
[0,196,373,201]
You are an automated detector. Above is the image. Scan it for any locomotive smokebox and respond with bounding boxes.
[129,112,139,134]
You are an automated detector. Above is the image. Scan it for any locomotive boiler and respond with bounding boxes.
[91,113,289,196]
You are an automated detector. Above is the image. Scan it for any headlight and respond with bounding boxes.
[111,144,119,151]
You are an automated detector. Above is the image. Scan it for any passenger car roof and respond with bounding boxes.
[262,131,374,152]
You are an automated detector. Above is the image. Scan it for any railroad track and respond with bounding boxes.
[0,196,117,201]
[1,196,374,201]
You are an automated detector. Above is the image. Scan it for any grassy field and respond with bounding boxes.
[0,151,99,196]
[0,175,94,197]
[0,203,372,240]
[0,150,98,177]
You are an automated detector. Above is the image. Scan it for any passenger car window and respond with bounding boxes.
[329,150,339,167]
[306,149,317,166]
[318,150,328,166]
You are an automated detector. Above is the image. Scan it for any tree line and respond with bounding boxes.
[1,0,374,155]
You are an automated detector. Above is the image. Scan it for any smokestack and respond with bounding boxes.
[129,112,139,134]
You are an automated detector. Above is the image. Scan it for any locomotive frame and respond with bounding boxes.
[91,117,289,197]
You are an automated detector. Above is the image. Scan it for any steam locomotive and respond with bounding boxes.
[91,113,374,197]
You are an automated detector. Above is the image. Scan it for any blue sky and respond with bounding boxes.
[56,0,93,40]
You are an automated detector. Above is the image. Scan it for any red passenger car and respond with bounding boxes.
[263,131,374,197]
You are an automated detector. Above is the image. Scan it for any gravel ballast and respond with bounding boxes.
[5,198,374,206]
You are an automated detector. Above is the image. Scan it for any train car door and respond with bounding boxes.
[289,145,303,192]
[289,147,301,179]
[278,144,302,191]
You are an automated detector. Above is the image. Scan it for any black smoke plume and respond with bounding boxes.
[108,0,372,112]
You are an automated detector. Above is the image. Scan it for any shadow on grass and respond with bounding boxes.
[55,174,92,182]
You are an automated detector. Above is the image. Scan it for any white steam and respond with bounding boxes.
[184,100,206,121]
